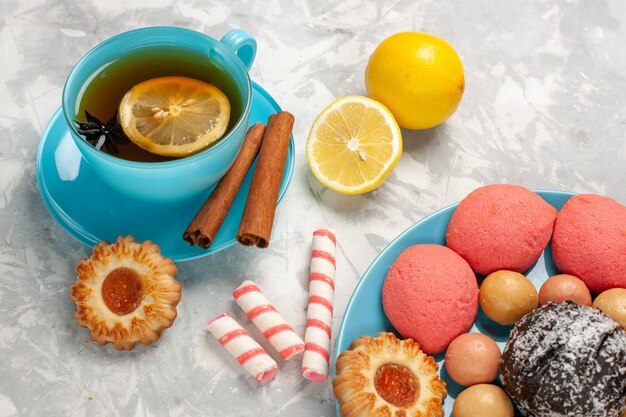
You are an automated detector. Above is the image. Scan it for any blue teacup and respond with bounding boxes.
[62,26,257,204]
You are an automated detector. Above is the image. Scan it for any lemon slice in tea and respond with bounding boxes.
[119,76,230,157]
[306,96,402,194]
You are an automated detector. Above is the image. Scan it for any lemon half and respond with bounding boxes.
[119,76,230,157]
[306,96,402,194]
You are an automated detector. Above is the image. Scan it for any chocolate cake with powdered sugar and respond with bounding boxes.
[500,301,626,417]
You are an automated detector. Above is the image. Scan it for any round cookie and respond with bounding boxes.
[444,333,501,386]
[333,332,446,417]
[552,194,626,294]
[446,184,556,275]
[382,244,478,354]
[538,274,592,306]
[479,270,538,325]
[594,288,626,328]
[500,301,626,417]
[453,384,514,417]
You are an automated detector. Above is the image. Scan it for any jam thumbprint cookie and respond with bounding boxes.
[333,332,446,417]
[70,236,182,350]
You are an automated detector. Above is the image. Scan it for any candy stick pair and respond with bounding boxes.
[208,281,306,383]
[207,229,337,383]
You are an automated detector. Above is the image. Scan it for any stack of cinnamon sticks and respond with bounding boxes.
[183,111,294,250]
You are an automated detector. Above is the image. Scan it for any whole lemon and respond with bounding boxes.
[365,32,464,130]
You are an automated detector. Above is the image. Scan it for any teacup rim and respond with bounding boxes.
[61,25,253,169]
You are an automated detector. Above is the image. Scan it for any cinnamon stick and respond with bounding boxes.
[236,111,294,248]
[183,123,266,249]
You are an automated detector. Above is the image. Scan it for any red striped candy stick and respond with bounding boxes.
[302,228,336,381]
[233,280,305,360]
[207,313,278,383]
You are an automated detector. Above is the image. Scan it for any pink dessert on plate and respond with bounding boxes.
[382,244,478,354]
[446,184,556,275]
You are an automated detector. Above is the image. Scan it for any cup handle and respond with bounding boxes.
[220,29,257,70]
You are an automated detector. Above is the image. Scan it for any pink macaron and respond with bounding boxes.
[446,184,557,276]
[382,244,478,354]
[552,194,626,294]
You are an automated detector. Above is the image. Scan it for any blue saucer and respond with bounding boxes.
[335,190,575,417]
[36,81,294,262]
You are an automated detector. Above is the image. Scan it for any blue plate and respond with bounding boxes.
[36,81,294,262]
[335,190,575,417]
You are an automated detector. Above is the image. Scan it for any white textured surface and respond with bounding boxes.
[1,0,626,416]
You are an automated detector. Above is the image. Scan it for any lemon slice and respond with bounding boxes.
[119,76,230,157]
[306,96,402,194]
